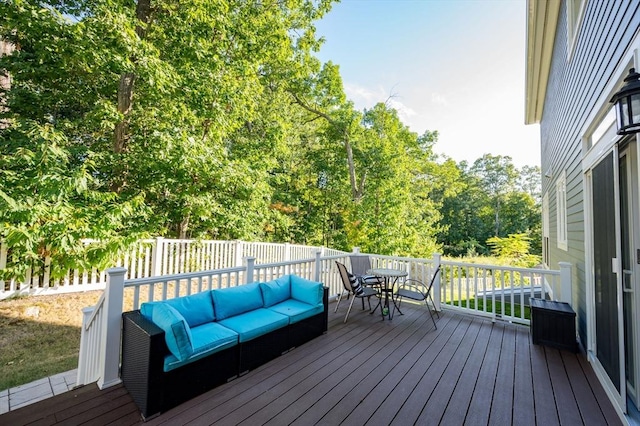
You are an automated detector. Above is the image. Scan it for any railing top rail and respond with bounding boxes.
[123,266,246,287]
[441,260,560,275]
[156,238,234,243]
[85,291,105,330]
[363,253,431,263]
[253,253,348,267]
[121,252,351,288]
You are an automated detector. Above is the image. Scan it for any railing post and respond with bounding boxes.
[97,267,126,390]
[244,257,255,284]
[76,306,95,386]
[314,250,322,282]
[352,247,360,254]
[284,243,291,262]
[235,240,244,267]
[559,262,572,305]
[151,236,164,277]
[433,253,442,311]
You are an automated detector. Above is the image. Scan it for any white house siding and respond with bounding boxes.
[539,0,640,346]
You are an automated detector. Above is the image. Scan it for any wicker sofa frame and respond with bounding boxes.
[121,286,329,420]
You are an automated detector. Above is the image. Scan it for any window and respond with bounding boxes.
[543,193,550,264]
[556,171,568,251]
[567,0,585,58]
[588,107,616,151]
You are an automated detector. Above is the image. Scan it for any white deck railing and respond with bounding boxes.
[0,239,344,300]
[76,252,571,389]
[437,259,572,325]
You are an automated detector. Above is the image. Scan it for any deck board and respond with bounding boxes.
[577,353,622,425]
[547,347,585,425]
[562,350,609,425]
[512,324,536,426]
[531,340,561,425]
[489,323,516,425]
[437,318,493,425]
[0,303,624,426]
[464,321,505,426]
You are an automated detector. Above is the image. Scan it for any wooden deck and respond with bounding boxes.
[0,302,623,425]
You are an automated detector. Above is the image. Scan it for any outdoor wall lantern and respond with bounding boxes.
[611,68,640,135]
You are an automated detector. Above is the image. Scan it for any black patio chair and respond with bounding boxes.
[392,265,441,329]
[335,261,380,323]
[349,254,384,288]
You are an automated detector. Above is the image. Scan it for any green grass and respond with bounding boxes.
[452,298,531,320]
[0,291,101,391]
[0,321,80,390]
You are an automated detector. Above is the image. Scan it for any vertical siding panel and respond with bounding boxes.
[540,0,640,344]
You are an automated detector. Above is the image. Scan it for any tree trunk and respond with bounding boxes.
[178,213,190,239]
[112,0,151,192]
[344,136,364,201]
[494,197,500,236]
[289,92,365,202]
[114,72,135,154]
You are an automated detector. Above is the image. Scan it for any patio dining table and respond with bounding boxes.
[367,267,408,320]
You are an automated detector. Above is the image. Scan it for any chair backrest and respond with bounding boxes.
[424,265,442,297]
[335,261,355,292]
[349,255,373,276]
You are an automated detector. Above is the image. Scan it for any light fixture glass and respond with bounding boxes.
[611,68,640,135]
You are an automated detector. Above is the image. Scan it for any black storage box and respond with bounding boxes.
[530,298,577,352]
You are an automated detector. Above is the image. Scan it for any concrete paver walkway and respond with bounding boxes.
[0,369,77,414]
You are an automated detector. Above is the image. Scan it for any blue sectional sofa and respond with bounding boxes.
[121,275,329,420]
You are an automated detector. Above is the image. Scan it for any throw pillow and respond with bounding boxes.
[348,272,364,296]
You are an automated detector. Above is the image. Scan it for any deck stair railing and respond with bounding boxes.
[76,251,571,390]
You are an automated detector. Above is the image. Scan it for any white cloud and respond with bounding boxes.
[387,98,418,122]
[343,82,418,123]
[344,82,384,108]
[431,92,449,107]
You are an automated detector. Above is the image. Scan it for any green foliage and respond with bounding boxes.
[0,0,542,276]
[487,233,541,268]
[435,155,541,259]
[0,120,147,279]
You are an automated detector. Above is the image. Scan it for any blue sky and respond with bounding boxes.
[314,0,540,168]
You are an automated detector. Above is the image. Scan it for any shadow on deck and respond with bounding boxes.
[0,301,622,425]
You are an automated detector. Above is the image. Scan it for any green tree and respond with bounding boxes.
[470,154,518,237]
[0,0,336,276]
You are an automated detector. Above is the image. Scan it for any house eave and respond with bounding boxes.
[525,0,561,125]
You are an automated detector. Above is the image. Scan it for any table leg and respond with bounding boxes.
[390,276,403,317]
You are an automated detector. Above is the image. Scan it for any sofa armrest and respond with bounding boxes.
[121,310,168,420]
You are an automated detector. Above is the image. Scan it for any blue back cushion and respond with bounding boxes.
[260,275,291,307]
[164,291,215,327]
[141,302,193,361]
[212,283,263,320]
[290,275,323,306]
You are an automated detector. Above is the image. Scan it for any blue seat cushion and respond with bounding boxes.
[218,308,289,343]
[163,322,238,372]
[260,275,291,307]
[141,302,193,361]
[290,276,323,306]
[212,283,263,320]
[267,299,324,324]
